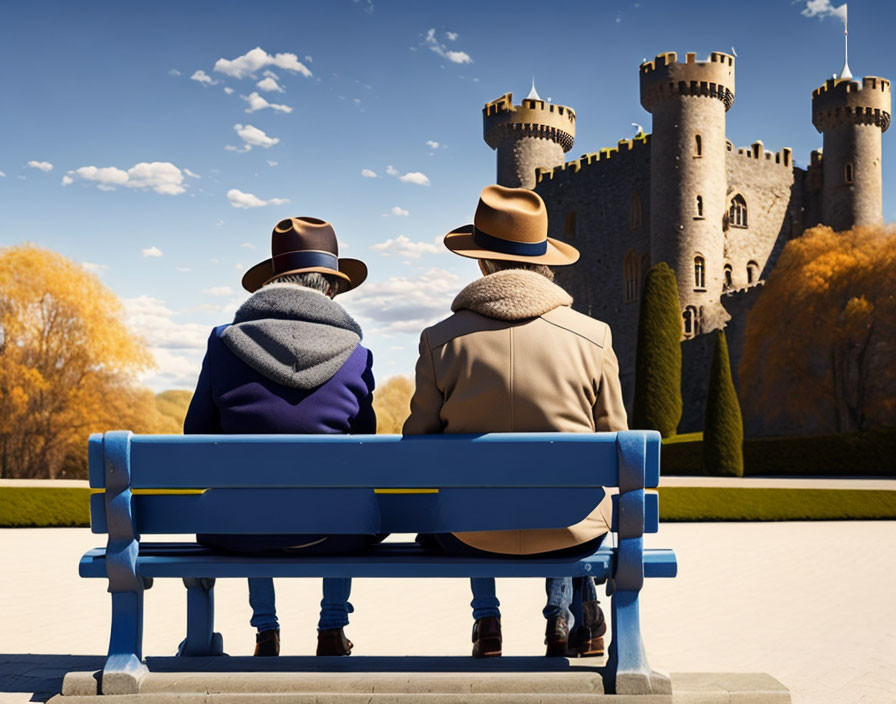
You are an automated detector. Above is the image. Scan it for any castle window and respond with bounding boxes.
[694,255,706,289]
[564,211,577,239]
[845,162,854,184]
[623,250,639,303]
[747,260,759,285]
[696,195,704,218]
[695,134,703,157]
[629,192,642,230]
[683,305,699,338]
[723,264,733,291]
[729,194,748,228]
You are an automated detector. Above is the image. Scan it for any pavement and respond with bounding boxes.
[1,522,894,702]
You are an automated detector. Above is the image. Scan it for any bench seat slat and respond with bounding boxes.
[78,544,677,580]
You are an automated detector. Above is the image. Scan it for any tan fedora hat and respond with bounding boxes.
[241,217,368,294]
[443,185,579,266]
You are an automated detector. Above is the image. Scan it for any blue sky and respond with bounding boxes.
[1,0,893,390]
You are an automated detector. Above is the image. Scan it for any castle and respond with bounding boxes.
[481,50,891,435]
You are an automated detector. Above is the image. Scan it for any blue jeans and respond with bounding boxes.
[249,577,352,631]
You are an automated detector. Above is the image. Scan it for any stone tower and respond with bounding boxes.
[812,76,891,231]
[482,91,576,189]
[639,51,735,331]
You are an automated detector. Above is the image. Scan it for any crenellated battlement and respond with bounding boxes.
[640,51,735,112]
[727,140,793,167]
[812,76,891,133]
[483,92,576,152]
[535,133,650,183]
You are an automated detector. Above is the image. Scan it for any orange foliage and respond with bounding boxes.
[0,244,159,478]
[372,376,413,434]
[739,225,896,434]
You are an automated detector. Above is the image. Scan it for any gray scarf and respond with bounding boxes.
[221,284,362,389]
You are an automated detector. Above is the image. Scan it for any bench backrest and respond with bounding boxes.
[88,431,661,537]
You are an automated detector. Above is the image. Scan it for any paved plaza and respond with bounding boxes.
[1,522,894,702]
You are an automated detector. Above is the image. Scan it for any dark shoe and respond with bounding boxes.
[544,616,570,657]
[316,627,353,656]
[569,600,607,657]
[472,616,502,658]
[254,629,280,656]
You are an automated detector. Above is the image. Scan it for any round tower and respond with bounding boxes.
[812,76,891,231]
[640,51,735,332]
[482,91,575,189]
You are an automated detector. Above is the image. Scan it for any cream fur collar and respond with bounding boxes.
[451,269,573,321]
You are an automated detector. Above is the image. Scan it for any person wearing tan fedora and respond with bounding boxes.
[403,185,628,658]
[184,217,381,657]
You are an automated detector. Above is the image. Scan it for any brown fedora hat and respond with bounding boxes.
[241,217,368,294]
[443,185,579,266]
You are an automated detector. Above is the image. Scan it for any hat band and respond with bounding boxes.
[473,226,548,257]
[272,250,339,275]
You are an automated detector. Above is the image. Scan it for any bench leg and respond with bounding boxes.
[102,590,148,695]
[605,586,671,695]
[178,577,224,656]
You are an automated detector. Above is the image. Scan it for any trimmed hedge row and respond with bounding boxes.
[0,487,91,527]
[662,428,896,476]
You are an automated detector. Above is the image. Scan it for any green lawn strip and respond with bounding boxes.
[0,487,91,527]
[658,487,896,521]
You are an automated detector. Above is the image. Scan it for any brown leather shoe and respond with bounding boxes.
[316,627,353,656]
[254,629,280,656]
[569,600,607,657]
[472,616,502,658]
[544,616,569,657]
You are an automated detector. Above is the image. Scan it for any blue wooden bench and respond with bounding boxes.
[80,430,676,695]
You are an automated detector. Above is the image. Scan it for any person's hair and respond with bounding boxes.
[264,272,339,296]
[480,259,555,282]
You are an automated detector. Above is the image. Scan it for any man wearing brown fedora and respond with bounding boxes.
[184,217,379,657]
[403,185,628,658]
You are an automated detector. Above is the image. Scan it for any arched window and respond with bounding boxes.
[695,134,703,157]
[564,211,577,239]
[747,260,759,285]
[696,195,704,217]
[623,250,640,303]
[683,305,699,338]
[729,194,748,228]
[694,255,705,289]
[844,162,854,184]
[723,264,733,291]
[629,192,642,230]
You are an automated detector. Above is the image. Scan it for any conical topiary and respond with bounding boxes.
[633,262,682,437]
[703,329,744,476]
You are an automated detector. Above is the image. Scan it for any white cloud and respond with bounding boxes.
[423,28,472,64]
[801,0,848,22]
[225,144,251,153]
[385,165,399,176]
[354,0,375,14]
[267,160,278,167]
[223,86,234,95]
[229,123,280,152]
[242,91,293,113]
[27,160,53,172]
[256,76,284,93]
[66,162,188,195]
[240,242,256,250]
[371,235,439,258]
[361,168,378,178]
[305,55,313,63]
[183,168,200,179]
[391,206,409,217]
[203,286,234,296]
[142,246,163,258]
[168,69,182,76]
[82,261,109,273]
[176,266,192,273]
[214,47,312,79]
[190,69,218,86]
[0,171,6,178]
[340,268,461,334]
[226,188,290,209]
[426,140,440,150]
[399,171,430,186]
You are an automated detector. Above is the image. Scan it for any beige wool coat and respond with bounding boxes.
[402,269,629,555]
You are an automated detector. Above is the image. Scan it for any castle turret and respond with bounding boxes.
[483,92,575,189]
[640,51,735,333]
[812,76,891,231]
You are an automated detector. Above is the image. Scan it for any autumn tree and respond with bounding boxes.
[739,225,896,434]
[0,244,153,478]
[373,376,414,434]
[703,330,744,476]
[633,262,683,437]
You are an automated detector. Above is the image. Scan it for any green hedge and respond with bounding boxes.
[663,428,896,476]
[0,487,91,527]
